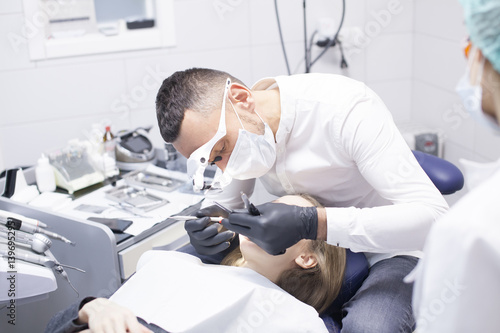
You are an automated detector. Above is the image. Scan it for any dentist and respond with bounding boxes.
[156,68,448,332]
[412,0,500,331]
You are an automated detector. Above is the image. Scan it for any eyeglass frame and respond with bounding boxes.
[186,78,232,192]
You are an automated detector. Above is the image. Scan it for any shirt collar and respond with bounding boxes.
[252,76,295,144]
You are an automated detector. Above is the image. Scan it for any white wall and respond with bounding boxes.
[0,0,415,171]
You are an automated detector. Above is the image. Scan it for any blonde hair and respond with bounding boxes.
[221,194,346,314]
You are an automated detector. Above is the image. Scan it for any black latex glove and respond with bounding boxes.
[221,202,318,255]
[184,205,235,255]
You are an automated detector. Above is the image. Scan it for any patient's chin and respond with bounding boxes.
[239,235,265,255]
[240,235,256,246]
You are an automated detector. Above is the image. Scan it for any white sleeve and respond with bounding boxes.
[326,90,449,253]
[412,178,500,332]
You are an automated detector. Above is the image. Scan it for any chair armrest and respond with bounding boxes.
[412,150,464,195]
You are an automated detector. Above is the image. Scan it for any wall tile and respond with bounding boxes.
[415,0,467,42]
[172,0,251,54]
[122,47,253,112]
[248,0,365,47]
[247,34,366,82]
[309,43,366,83]
[0,60,127,126]
[0,2,22,14]
[34,47,171,69]
[366,0,414,34]
[413,34,466,92]
[365,33,412,82]
[369,80,412,124]
[0,14,36,71]
[249,41,365,83]
[249,0,303,46]
[412,80,475,152]
[473,122,500,161]
[129,108,165,149]
[249,42,303,82]
[0,114,129,170]
[334,0,367,28]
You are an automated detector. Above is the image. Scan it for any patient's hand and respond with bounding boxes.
[78,298,152,333]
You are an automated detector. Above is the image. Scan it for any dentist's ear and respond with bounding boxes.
[228,83,254,109]
[295,252,318,269]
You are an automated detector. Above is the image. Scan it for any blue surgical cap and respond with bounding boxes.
[459,0,500,73]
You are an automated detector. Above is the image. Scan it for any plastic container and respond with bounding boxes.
[103,126,116,160]
[35,154,56,192]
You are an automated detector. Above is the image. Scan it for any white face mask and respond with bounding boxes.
[223,102,277,180]
[456,53,500,135]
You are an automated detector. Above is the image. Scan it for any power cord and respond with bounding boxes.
[303,0,310,73]
[309,0,346,70]
[274,0,291,75]
[338,39,348,69]
[274,0,347,74]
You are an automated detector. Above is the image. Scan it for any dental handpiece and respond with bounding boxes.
[0,247,51,266]
[0,210,48,228]
[0,247,84,273]
[0,247,83,296]
[1,216,75,245]
[0,226,52,254]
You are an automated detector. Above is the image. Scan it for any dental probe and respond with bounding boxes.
[240,192,261,216]
[45,249,82,297]
[1,216,75,245]
[170,216,223,223]
[0,209,48,228]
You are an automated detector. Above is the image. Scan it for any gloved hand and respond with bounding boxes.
[221,202,318,255]
[184,205,235,255]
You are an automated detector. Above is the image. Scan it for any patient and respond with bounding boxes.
[46,194,346,333]
[221,194,346,314]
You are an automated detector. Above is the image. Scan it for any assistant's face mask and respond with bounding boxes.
[456,47,500,135]
[223,101,277,180]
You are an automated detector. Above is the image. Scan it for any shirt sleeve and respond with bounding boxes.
[44,297,95,333]
[412,177,500,332]
[326,88,449,253]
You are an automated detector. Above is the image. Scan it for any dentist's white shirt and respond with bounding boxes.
[411,159,500,332]
[208,73,449,265]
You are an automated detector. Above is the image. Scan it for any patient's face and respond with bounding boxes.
[238,195,314,283]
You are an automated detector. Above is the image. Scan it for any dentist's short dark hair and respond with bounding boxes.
[156,68,246,143]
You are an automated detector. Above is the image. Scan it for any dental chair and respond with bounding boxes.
[178,150,464,332]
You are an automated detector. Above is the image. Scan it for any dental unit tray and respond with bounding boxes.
[105,185,168,212]
[122,170,184,192]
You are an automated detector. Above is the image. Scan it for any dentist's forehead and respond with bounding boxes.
[174,109,220,158]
